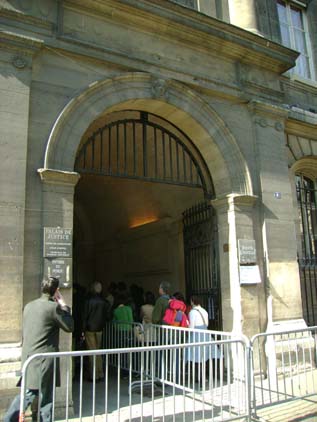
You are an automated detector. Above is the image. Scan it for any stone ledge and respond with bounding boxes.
[0,344,21,363]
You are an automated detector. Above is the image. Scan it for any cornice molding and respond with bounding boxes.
[116,0,298,69]
[248,100,288,120]
[59,0,297,74]
[211,194,258,212]
[0,7,53,31]
[0,30,43,55]
[286,118,317,140]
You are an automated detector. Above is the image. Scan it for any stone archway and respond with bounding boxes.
[43,73,252,198]
[38,72,255,339]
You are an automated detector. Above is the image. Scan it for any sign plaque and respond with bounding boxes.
[43,227,73,288]
[44,227,72,258]
[238,239,256,264]
[44,258,72,288]
[239,265,261,285]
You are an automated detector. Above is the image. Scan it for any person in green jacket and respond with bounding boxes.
[152,281,171,324]
[112,292,134,379]
[113,293,134,331]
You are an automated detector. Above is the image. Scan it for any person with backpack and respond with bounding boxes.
[162,291,189,328]
[160,291,189,384]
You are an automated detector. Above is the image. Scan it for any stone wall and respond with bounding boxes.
[0,0,317,416]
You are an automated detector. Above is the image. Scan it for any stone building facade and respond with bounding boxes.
[0,0,317,413]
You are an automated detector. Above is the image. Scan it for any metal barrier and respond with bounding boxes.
[250,325,317,418]
[16,325,317,422]
[103,322,240,391]
[142,324,238,389]
[103,321,144,374]
[19,338,250,422]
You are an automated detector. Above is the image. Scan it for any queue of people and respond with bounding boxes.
[4,276,218,422]
[71,280,221,385]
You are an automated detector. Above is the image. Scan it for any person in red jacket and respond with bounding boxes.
[162,292,189,327]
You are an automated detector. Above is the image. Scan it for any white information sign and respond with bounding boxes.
[239,265,261,284]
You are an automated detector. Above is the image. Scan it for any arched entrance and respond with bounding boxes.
[73,109,221,328]
[39,72,253,336]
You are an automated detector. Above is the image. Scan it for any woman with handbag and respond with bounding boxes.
[186,296,221,386]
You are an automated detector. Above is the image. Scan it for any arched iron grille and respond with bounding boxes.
[75,111,213,196]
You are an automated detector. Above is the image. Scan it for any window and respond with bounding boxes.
[296,175,317,258]
[277,0,314,80]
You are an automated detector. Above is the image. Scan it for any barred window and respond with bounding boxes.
[277,0,314,80]
[296,175,317,258]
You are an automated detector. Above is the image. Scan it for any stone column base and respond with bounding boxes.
[0,343,21,419]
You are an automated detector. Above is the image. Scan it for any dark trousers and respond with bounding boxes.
[4,389,52,422]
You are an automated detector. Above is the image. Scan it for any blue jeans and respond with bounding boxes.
[4,389,52,422]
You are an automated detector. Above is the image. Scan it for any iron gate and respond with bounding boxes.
[75,111,213,197]
[297,177,317,326]
[183,201,221,330]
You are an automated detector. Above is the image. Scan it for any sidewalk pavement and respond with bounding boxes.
[24,395,316,422]
[254,395,317,422]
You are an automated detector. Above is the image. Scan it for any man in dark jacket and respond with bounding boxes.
[83,281,110,381]
[4,276,74,422]
[152,281,171,324]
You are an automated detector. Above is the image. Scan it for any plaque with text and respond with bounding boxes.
[44,227,72,258]
[239,265,261,284]
[238,239,256,264]
[44,258,72,288]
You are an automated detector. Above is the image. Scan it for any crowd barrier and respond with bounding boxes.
[250,325,317,418]
[103,322,238,385]
[18,324,317,422]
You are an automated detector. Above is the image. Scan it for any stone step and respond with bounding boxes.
[0,361,21,389]
[0,387,20,421]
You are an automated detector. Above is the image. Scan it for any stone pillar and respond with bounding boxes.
[0,34,42,416]
[212,194,265,337]
[212,193,265,385]
[249,101,303,323]
[38,167,80,316]
[0,51,31,343]
[38,168,80,416]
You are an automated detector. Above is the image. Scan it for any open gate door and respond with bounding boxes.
[183,201,221,330]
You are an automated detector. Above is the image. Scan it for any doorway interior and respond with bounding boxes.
[72,110,221,328]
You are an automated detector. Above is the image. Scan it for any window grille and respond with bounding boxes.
[296,174,317,326]
[296,175,317,258]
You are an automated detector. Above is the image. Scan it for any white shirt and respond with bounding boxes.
[189,305,208,329]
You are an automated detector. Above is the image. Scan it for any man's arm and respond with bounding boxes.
[55,305,74,332]
[54,290,74,333]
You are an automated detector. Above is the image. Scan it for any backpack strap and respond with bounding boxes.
[193,308,208,326]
